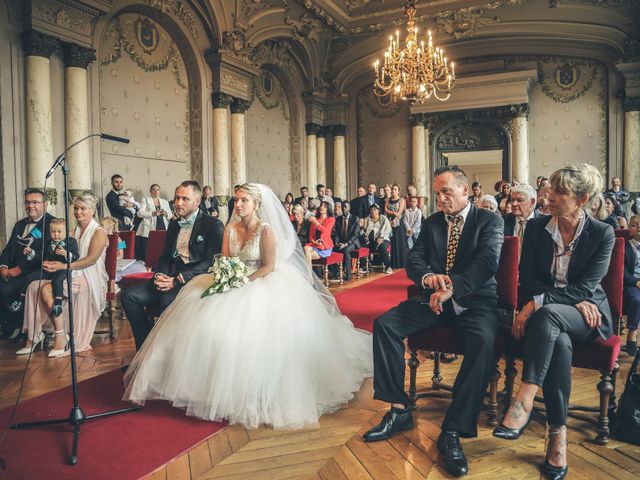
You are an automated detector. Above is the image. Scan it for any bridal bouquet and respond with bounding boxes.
[201,255,251,298]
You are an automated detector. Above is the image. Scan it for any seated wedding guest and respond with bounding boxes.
[385,184,407,268]
[316,184,335,210]
[604,194,628,228]
[605,176,630,218]
[496,181,511,215]
[504,183,539,244]
[504,198,513,215]
[122,181,224,350]
[478,194,498,212]
[332,201,360,281]
[102,217,147,282]
[469,181,483,205]
[294,185,310,205]
[283,192,294,218]
[200,185,220,218]
[308,197,321,218]
[326,187,342,205]
[291,204,311,246]
[304,201,335,270]
[335,201,343,218]
[383,184,392,201]
[106,174,135,231]
[0,189,53,339]
[590,193,619,229]
[537,184,552,215]
[136,184,172,261]
[494,164,613,480]
[351,186,369,219]
[366,183,385,214]
[101,217,126,260]
[403,196,422,249]
[362,204,393,274]
[365,165,503,478]
[20,194,109,356]
[378,186,386,200]
[623,214,640,355]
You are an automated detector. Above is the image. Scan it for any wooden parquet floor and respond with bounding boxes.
[1,272,639,479]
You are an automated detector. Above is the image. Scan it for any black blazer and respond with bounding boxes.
[333,214,361,248]
[503,211,541,236]
[199,196,219,216]
[156,211,224,284]
[43,237,80,264]
[406,204,504,308]
[106,190,135,231]
[519,215,615,340]
[623,240,639,287]
[350,196,369,219]
[0,213,55,272]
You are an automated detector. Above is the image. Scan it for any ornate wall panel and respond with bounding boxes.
[99,13,192,198]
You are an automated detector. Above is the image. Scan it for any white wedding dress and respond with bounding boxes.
[123,186,372,429]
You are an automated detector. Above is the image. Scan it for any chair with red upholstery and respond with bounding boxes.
[614,228,631,241]
[118,230,136,259]
[351,247,370,278]
[406,236,520,426]
[117,229,167,289]
[94,234,118,339]
[503,237,625,444]
[312,251,345,286]
[369,243,392,272]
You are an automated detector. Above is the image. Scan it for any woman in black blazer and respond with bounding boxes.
[492,164,615,480]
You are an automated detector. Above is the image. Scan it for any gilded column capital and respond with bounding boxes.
[22,30,58,58]
[624,96,640,112]
[305,123,322,136]
[62,42,96,69]
[329,124,347,137]
[212,92,233,109]
[230,97,251,114]
[410,114,426,127]
[316,127,328,138]
[509,103,530,118]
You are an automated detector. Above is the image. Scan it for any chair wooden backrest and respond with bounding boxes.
[118,230,135,259]
[105,234,119,298]
[601,237,625,334]
[146,230,168,271]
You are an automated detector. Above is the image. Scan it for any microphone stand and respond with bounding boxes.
[10,134,140,466]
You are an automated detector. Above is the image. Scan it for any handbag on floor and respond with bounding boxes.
[612,350,640,445]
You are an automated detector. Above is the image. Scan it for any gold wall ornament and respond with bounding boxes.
[373,0,455,104]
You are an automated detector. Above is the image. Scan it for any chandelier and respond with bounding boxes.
[373,0,455,104]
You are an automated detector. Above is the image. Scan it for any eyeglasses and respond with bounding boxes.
[24,200,45,206]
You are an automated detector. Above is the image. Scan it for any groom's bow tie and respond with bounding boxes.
[178,217,195,229]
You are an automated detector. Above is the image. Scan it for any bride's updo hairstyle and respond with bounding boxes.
[236,183,262,213]
[549,163,603,209]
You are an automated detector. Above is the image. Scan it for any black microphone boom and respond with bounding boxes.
[100,133,130,144]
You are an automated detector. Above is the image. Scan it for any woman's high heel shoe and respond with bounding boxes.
[542,460,568,480]
[48,330,70,358]
[16,331,46,355]
[492,412,533,440]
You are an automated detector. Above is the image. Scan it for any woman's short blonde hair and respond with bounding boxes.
[292,204,305,217]
[550,164,603,207]
[73,194,99,214]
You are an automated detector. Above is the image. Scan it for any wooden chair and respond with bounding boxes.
[369,243,392,272]
[503,237,625,444]
[614,228,631,241]
[117,230,167,289]
[406,236,520,426]
[118,230,136,259]
[351,247,370,278]
[94,234,118,339]
[312,252,344,286]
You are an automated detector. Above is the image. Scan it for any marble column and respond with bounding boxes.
[305,123,320,189]
[230,98,251,188]
[212,93,232,198]
[411,115,428,197]
[511,105,530,185]
[316,128,327,187]
[624,97,640,193]
[23,31,58,198]
[62,43,96,197]
[332,125,347,200]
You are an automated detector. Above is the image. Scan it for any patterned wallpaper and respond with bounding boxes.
[246,70,292,200]
[99,13,190,198]
[510,56,607,181]
[357,88,412,189]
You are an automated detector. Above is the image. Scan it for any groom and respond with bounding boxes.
[364,165,503,477]
[122,181,224,349]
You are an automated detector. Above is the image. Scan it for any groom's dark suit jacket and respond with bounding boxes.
[406,204,504,308]
[156,211,224,284]
[518,214,614,340]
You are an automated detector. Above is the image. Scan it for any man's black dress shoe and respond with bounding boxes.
[437,430,468,477]
[363,407,413,442]
[542,460,568,480]
[492,412,532,440]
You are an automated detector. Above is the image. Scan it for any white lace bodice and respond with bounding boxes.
[227,221,267,274]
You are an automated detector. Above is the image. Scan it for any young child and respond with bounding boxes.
[101,217,125,260]
[23,218,79,317]
[101,216,146,282]
[403,196,422,250]
[118,190,140,229]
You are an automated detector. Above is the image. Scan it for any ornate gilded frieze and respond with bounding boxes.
[142,0,199,40]
[250,40,299,76]
[420,103,528,135]
[285,13,324,43]
[30,0,99,46]
[436,122,507,151]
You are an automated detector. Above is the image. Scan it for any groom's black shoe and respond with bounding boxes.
[363,406,413,442]
[437,430,469,477]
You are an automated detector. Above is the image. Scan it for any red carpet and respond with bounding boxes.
[335,271,413,332]
[0,369,226,480]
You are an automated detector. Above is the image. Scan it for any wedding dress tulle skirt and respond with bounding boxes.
[123,266,372,429]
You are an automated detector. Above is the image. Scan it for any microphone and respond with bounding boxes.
[100,133,130,144]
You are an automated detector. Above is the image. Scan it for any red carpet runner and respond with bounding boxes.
[335,270,412,332]
[0,272,411,479]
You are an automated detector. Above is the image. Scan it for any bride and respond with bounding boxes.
[123,183,372,429]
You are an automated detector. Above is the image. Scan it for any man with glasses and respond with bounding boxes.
[0,189,54,339]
